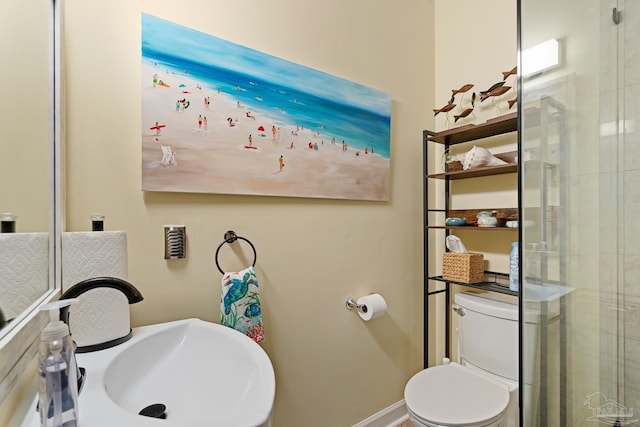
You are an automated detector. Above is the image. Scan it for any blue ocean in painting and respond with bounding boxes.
[141,13,391,158]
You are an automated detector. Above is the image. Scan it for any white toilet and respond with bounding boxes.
[405,291,519,427]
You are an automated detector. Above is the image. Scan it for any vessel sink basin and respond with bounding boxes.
[74,318,275,427]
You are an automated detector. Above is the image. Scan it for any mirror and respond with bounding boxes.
[0,0,57,336]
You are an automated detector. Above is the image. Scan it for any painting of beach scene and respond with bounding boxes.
[141,13,391,201]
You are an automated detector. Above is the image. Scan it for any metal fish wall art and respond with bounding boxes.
[480,85,511,102]
[508,98,517,109]
[480,81,506,95]
[433,103,457,116]
[454,108,474,122]
[471,92,476,108]
[451,84,474,96]
[502,66,517,80]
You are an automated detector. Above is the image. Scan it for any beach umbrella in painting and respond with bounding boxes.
[257,125,265,131]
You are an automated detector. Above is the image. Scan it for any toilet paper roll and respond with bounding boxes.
[0,233,49,319]
[61,231,128,289]
[357,293,387,321]
[69,287,131,347]
[61,231,131,348]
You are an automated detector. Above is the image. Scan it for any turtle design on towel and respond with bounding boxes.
[244,303,262,318]
[220,266,264,343]
[223,271,253,315]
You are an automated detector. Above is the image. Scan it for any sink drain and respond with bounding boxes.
[139,403,167,419]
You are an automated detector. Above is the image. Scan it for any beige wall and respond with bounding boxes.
[0,1,523,425]
[62,0,432,426]
[431,0,518,365]
[1,0,50,231]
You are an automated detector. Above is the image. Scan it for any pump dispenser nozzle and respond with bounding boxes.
[40,299,77,342]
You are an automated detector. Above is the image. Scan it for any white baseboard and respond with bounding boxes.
[352,400,409,427]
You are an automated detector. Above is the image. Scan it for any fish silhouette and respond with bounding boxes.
[508,98,517,109]
[480,85,511,102]
[454,108,474,122]
[244,303,262,318]
[480,81,506,95]
[502,66,517,80]
[451,84,474,96]
[471,92,477,108]
[433,103,456,116]
[223,272,254,314]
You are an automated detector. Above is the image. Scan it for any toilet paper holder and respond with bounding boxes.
[345,297,368,314]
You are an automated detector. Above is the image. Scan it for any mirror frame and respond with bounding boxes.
[0,0,62,404]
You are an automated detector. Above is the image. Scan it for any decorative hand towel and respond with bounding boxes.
[220,265,264,343]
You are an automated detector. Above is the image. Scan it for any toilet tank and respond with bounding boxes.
[454,291,518,381]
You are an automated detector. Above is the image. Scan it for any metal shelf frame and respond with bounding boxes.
[423,113,518,369]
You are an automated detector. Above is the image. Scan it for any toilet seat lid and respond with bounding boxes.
[404,363,509,426]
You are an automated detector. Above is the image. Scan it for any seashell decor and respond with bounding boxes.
[462,146,508,170]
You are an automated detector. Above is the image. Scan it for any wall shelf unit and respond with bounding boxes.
[423,112,518,369]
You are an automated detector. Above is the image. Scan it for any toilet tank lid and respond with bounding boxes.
[454,292,518,321]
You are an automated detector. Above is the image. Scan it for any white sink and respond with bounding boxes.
[72,318,275,427]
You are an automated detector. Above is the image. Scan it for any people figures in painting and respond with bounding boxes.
[272,125,277,139]
[153,73,159,88]
[246,111,256,120]
[279,155,285,172]
[175,99,189,110]
[203,116,208,130]
[198,115,203,129]
[248,134,253,147]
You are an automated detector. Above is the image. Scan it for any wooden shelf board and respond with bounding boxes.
[427,225,517,231]
[426,208,518,228]
[428,163,517,179]
[426,112,517,145]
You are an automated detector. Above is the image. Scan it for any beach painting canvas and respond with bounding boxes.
[141,14,391,201]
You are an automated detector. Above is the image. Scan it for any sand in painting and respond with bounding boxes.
[141,63,390,201]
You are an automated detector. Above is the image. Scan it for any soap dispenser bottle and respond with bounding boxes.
[38,299,79,427]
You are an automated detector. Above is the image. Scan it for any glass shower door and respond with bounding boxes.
[520,0,639,425]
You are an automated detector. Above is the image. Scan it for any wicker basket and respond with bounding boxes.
[442,252,484,283]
